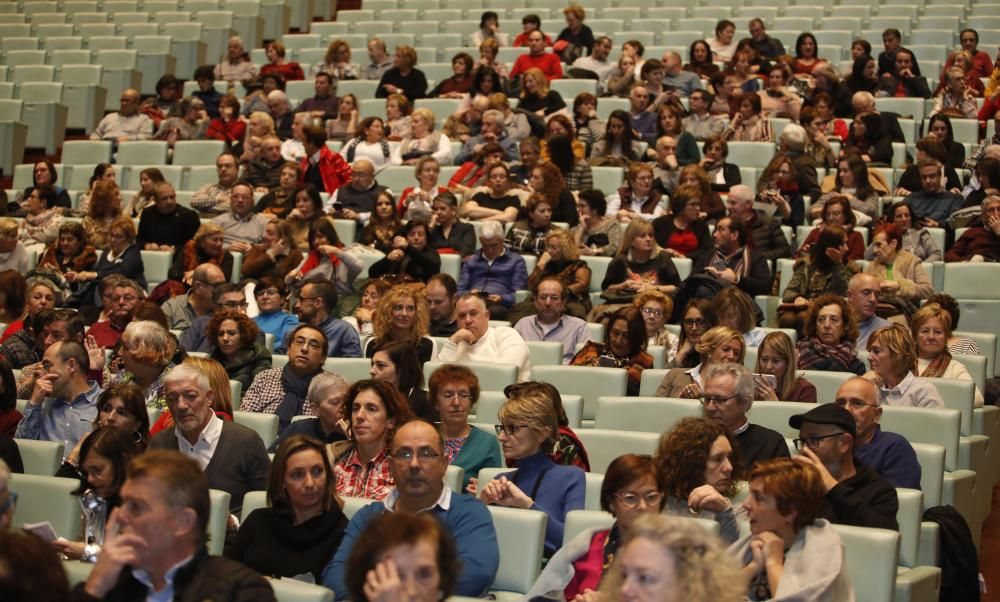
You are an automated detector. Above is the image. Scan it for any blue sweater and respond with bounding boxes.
[255,311,299,354]
[321,489,499,598]
[854,426,922,490]
[456,250,528,307]
[498,452,585,554]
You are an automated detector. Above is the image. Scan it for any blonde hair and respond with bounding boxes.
[498,392,559,452]
[410,107,436,132]
[371,285,430,344]
[563,5,585,20]
[0,218,17,235]
[120,320,176,367]
[756,331,799,401]
[867,323,917,378]
[249,111,276,136]
[395,45,418,66]
[544,229,579,260]
[911,302,953,338]
[695,326,745,364]
[617,220,662,260]
[194,222,224,246]
[521,68,550,97]
[632,289,674,319]
[181,356,234,416]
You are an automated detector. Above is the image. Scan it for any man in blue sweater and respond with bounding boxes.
[321,420,499,598]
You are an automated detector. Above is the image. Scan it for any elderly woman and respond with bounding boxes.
[634,290,678,355]
[369,341,432,421]
[38,223,98,288]
[504,195,557,257]
[368,220,441,283]
[270,373,350,451]
[911,304,983,407]
[600,220,681,308]
[656,326,744,398]
[259,41,304,82]
[779,226,852,330]
[69,217,147,299]
[525,454,665,600]
[755,332,817,402]
[332,379,414,501]
[726,93,773,142]
[207,311,272,391]
[732,458,852,600]
[383,93,412,140]
[228,435,347,580]
[398,157,445,220]
[812,153,880,221]
[107,320,178,409]
[796,293,865,374]
[607,163,668,222]
[932,66,978,119]
[865,224,933,302]
[428,364,502,489]
[713,287,765,348]
[363,285,435,363]
[0,220,28,273]
[168,222,233,285]
[756,154,804,227]
[866,201,941,262]
[472,11,508,47]
[391,108,451,166]
[376,45,428,101]
[123,167,164,218]
[313,38,359,80]
[241,219,303,281]
[18,186,63,254]
[573,189,622,257]
[657,417,741,542]
[652,184,712,261]
[482,391,585,555]
[571,307,654,397]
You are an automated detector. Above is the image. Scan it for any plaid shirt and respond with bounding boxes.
[564,162,593,192]
[238,367,319,416]
[505,222,555,256]
[334,446,394,501]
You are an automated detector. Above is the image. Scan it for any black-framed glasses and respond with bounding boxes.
[793,432,846,450]
[494,424,531,436]
[390,448,442,463]
[699,394,738,407]
[683,318,707,328]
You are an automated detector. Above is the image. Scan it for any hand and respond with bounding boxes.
[679,382,703,399]
[271,237,289,256]
[85,335,106,373]
[342,208,359,221]
[793,296,809,306]
[754,379,779,401]
[688,483,731,513]
[970,254,986,263]
[230,241,252,254]
[30,373,56,405]
[572,589,604,602]
[319,244,342,256]
[750,538,766,570]
[792,446,839,492]
[893,187,911,197]
[450,328,477,345]
[52,539,87,560]
[84,508,147,598]
[65,271,78,282]
[824,245,844,264]
[755,531,786,563]
[355,307,373,322]
[465,477,479,496]
[480,476,533,508]
[712,267,738,284]
[536,251,552,268]
[987,214,1000,235]
[920,217,940,228]
[486,293,501,303]
[364,559,408,602]
[182,270,194,286]
[387,249,404,261]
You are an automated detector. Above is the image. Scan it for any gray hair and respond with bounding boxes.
[478,221,504,241]
[307,372,349,405]
[121,320,177,367]
[727,184,754,203]
[163,362,210,393]
[702,362,754,412]
[482,109,504,126]
[26,276,59,302]
[779,123,807,152]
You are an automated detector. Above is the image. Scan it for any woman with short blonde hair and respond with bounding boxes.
[867,324,944,408]
[910,303,983,406]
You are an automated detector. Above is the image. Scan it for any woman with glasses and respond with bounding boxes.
[428,364,502,490]
[669,299,715,369]
[368,341,433,422]
[911,303,983,407]
[525,454,665,600]
[207,311,272,391]
[656,326,744,398]
[633,290,678,358]
[571,307,653,397]
[503,381,590,472]
[656,417,741,543]
[363,285,435,364]
[867,324,945,408]
[754,332,817,403]
[481,391,585,556]
[252,277,300,354]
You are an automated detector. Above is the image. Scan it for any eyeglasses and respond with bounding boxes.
[219,300,249,309]
[699,394,739,407]
[440,391,472,401]
[615,491,663,509]
[683,318,707,328]
[391,447,442,463]
[494,424,531,436]
[290,337,324,351]
[793,432,845,450]
[641,307,663,317]
[835,398,879,410]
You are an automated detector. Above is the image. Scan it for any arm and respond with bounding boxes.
[448,501,501,596]
[825,478,899,530]
[781,262,808,303]
[741,253,774,297]
[13,399,43,440]
[432,133,453,164]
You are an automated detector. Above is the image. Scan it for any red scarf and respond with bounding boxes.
[299,247,342,275]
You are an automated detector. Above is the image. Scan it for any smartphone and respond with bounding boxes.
[332,201,343,212]
[753,373,778,389]
[597,355,619,368]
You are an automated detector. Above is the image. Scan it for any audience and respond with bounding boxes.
[16,341,100,450]
[429,365,502,488]
[438,293,531,381]
[754,331,818,402]
[515,276,592,363]
[911,304,983,406]
[655,326,744,398]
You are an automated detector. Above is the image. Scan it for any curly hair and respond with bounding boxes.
[544,228,579,261]
[120,320,176,367]
[371,284,430,344]
[656,417,740,501]
[207,310,260,355]
[340,379,414,445]
[802,293,859,343]
[531,161,566,206]
[88,179,120,220]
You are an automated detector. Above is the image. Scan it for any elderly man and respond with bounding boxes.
[363,38,393,81]
[851,91,906,143]
[571,35,615,87]
[245,135,285,191]
[905,159,964,228]
[661,51,701,97]
[299,125,352,195]
[456,221,528,319]
[215,35,257,82]
[16,341,101,453]
[510,29,563,81]
[700,363,789,470]
[790,403,899,530]
[150,363,270,515]
[137,182,201,252]
[453,109,520,166]
[90,88,153,143]
[748,18,785,59]
[689,216,772,297]
[295,72,339,120]
[778,124,822,201]
[651,135,681,194]
[834,377,920,489]
[946,195,1000,262]
[74,451,275,600]
[726,184,791,261]
[191,152,240,215]
[437,293,531,381]
[88,279,144,349]
[212,182,272,253]
[326,159,386,222]
[241,324,328,429]
[427,274,459,337]
[628,85,658,142]
[280,112,309,161]
[161,264,228,331]
[267,90,295,140]
[682,89,726,141]
[290,281,361,357]
[514,276,592,364]
[848,273,890,351]
[322,420,500,598]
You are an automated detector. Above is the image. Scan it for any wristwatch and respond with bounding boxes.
[83,543,101,563]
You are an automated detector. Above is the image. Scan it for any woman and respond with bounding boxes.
[18,186,63,254]
[363,285,435,364]
[652,184,712,260]
[358,190,403,253]
[313,38,359,81]
[504,195,556,257]
[106,320,177,409]
[332,379,414,501]
[867,324,945,408]
[260,41,304,81]
[397,157,445,221]
[428,191,476,257]
[472,11,508,47]
[932,66,978,119]
[167,222,233,285]
[519,68,566,117]
[606,53,637,98]
[911,303,984,407]
[510,137,542,186]
[429,364,502,488]
[796,293,866,375]
[78,164,118,214]
[58,382,151,478]
[342,279,391,339]
[345,512,459,602]
[714,287,765,348]
[963,156,1000,208]
[926,293,982,355]
[228,435,348,580]
[391,108,451,165]
[845,111,893,165]
[523,230,592,320]
[341,117,394,171]
[286,218,362,298]
[529,161,579,227]
[810,63,853,118]
[798,198,865,261]
[708,19,738,62]
[866,201,941,262]
[606,163,668,222]
[572,189,622,257]
[326,94,359,140]
[865,224,933,302]
[123,167,164,218]
[67,217,147,296]
[376,45,428,101]
[754,332,817,402]
[241,219,303,280]
[599,220,680,308]
[701,135,742,193]
[812,153,879,221]
[793,32,827,76]
[154,97,207,152]
[780,228,852,328]
[384,93,412,140]
[206,95,247,147]
[653,103,700,165]
[368,220,441,283]
[546,134,592,193]
[572,93,605,150]
[732,458,852,600]
[503,381,590,472]
[812,92,850,142]
[926,113,966,169]
[525,454,666,600]
[252,277,300,351]
[38,223,98,293]
[556,5,594,63]
[0,223,28,275]
[589,110,642,165]
[20,160,71,209]
[449,142,506,197]
[657,417,740,542]
[846,53,878,94]
[483,391,585,555]
[429,52,475,98]
[571,307,655,397]
[207,311,271,391]
[729,49,763,93]
[687,39,720,78]
[726,94,773,142]
[655,326,744,398]
[270,373,350,451]
[634,290,678,357]
[240,111,276,161]
[756,154,804,227]
[757,63,803,121]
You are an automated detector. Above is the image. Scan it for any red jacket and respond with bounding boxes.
[510,52,563,81]
[299,146,352,194]
[206,118,247,144]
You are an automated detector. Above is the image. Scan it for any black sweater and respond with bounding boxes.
[734,423,790,472]
[820,460,900,531]
[227,507,348,581]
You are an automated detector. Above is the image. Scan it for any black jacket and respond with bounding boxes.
[746,210,792,261]
[692,245,773,297]
[820,460,900,531]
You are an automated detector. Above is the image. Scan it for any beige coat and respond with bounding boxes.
[864,249,933,301]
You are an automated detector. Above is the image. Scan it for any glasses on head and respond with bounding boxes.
[291,337,324,351]
[641,307,663,317]
[494,423,531,436]
[390,447,442,463]
[615,491,663,509]
[835,398,878,410]
[699,393,738,407]
[793,432,845,450]
[440,391,472,401]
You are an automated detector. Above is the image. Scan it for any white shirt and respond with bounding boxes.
[437,325,532,382]
[174,414,223,469]
[281,139,305,162]
[383,484,452,513]
[916,357,984,407]
[877,371,944,408]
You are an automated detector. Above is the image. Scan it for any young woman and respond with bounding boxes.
[792,32,827,76]
[251,277,300,351]
[528,162,579,227]
[846,53,878,94]
[461,163,521,223]
[754,332,817,402]
[504,195,556,257]
[358,190,403,254]
[363,285,435,364]
[589,110,642,165]
[606,53,637,98]
[326,94,359,141]
[241,219,303,281]
[572,189,622,257]
[207,311,272,391]
[286,185,325,249]
[206,95,247,146]
[123,167,164,218]
[342,279,391,339]
[571,307,654,397]
[686,39,720,78]
[367,219,441,283]
[812,153,879,221]
[845,111,893,165]
[755,154,804,227]
[369,341,432,421]
[926,113,966,169]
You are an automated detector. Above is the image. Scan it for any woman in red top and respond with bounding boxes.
[428,52,475,98]
[652,184,711,262]
[206,95,247,146]
[259,41,305,82]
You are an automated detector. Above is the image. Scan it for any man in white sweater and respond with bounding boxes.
[436,293,531,382]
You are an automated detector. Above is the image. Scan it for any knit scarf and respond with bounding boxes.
[276,364,322,429]
[796,337,858,371]
[919,350,953,379]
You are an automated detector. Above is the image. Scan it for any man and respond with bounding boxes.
[299,125,352,195]
[191,152,240,215]
[790,403,899,530]
[571,35,615,87]
[878,28,922,77]
[682,90,726,141]
[426,273,459,337]
[651,135,681,194]
[514,276,592,364]
[661,52,701,98]
[835,377,921,489]
[245,135,285,191]
[290,280,361,357]
[946,195,1000,262]
[363,38,393,81]
[74,450,274,600]
[699,362,789,471]
[321,420,499,598]
[267,90,295,140]
[150,363,270,515]
[280,112,309,162]
[851,91,906,144]
[453,110,519,166]
[956,29,993,79]
[510,29,563,81]
[725,184,791,261]
[877,48,931,99]
[179,284,258,353]
[16,308,87,399]
[777,124,822,201]
[295,72,339,120]
[748,18,785,59]
[512,13,553,47]
[241,324,328,429]
[212,181,272,252]
[215,35,257,82]
[88,279,144,349]
[904,159,964,228]
[456,221,528,319]
[628,85,657,142]
[16,341,101,452]
[689,216,772,297]
[161,264,228,331]
[137,182,202,252]
[438,294,531,381]
[326,159,386,222]
[848,273,890,351]
[90,88,153,143]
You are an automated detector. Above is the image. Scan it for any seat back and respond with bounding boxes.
[895,488,923,569]
[525,341,563,367]
[9,474,82,541]
[323,357,373,383]
[487,505,546,595]
[929,378,974,436]
[943,263,1000,300]
[423,361,517,393]
[206,489,231,555]
[475,390,583,429]
[270,579,335,601]
[748,400,817,438]
[593,396,700,433]
[531,365,627,421]
[61,140,112,165]
[232,411,279,448]
[15,439,65,475]
[798,370,857,404]
[563,509,615,545]
[115,140,168,165]
[880,406,959,472]
[575,429,660,474]
[240,490,268,522]
[833,524,900,602]
[909,443,944,508]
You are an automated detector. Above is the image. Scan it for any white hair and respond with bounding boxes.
[479,221,505,240]
[163,362,210,393]
[727,184,754,203]
[780,123,807,151]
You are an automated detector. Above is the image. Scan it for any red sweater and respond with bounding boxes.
[510,52,563,81]
[260,62,305,81]
[206,118,247,144]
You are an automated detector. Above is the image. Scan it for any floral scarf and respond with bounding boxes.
[796,337,858,372]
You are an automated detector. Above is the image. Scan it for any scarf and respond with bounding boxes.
[796,337,858,371]
[298,247,341,276]
[616,185,663,216]
[276,364,322,429]
[920,350,953,379]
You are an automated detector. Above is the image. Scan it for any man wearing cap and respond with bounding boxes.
[834,377,921,490]
[790,403,899,530]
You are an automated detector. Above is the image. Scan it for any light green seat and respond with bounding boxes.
[423,361,518,393]
[475,390,582,429]
[233,411,279,448]
[487,505,546,599]
[9,473,81,541]
[892,488,943,602]
[531,365,627,423]
[241,490,267,522]
[563,509,614,544]
[584,472,603,511]
[525,341,563,367]
[439,253,461,280]
[341,495,371,518]
[590,166,623,195]
[834,524,900,602]
[745,400,816,439]
[63,559,93,586]
[173,140,227,166]
[140,250,172,290]
[638,368,668,397]
[14,438,64,475]
[797,370,856,404]
[943,262,1000,300]
[271,579,335,602]
[593,396,700,433]
[908,442,945,511]
[726,141,776,169]
[206,488,231,555]
[323,357,375,383]
[19,81,68,155]
[331,219,357,245]
[575,429,660,474]
[115,141,168,165]
[60,140,112,168]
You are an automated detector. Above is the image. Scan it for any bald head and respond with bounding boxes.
[193,263,226,286]
[848,272,880,320]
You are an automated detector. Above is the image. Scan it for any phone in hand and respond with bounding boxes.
[753,373,778,390]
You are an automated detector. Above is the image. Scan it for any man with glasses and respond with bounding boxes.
[87,279,143,349]
[682,90,726,141]
[690,215,772,297]
[290,280,361,357]
[212,181,273,253]
[438,293,531,381]
[456,221,528,320]
[789,403,899,530]
[192,152,241,216]
[848,273,890,351]
[513,276,591,364]
[322,420,499,598]
[162,263,227,331]
[946,195,1000,262]
[327,159,387,223]
[834,377,920,489]
[700,362,788,471]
